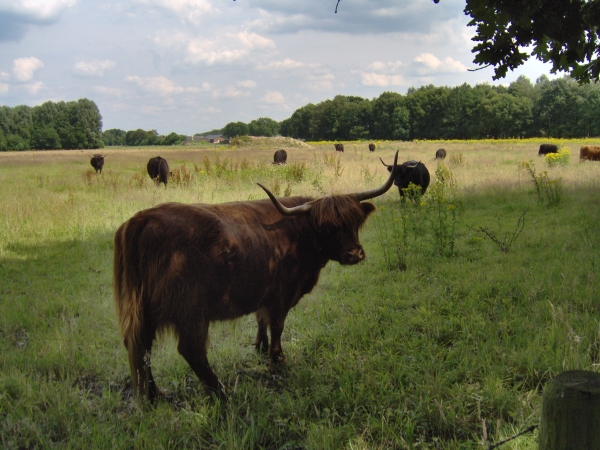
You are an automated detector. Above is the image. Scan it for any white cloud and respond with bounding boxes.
[0,83,8,94]
[24,81,44,94]
[237,80,257,88]
[12,57,44,82]
[185,39,246,64]
[0,71,9,81]
[93,85,130,97]
[367,61,403,72]
[237,31,275,50]
[358,72,406,87]
[125,75,202,96]
[304,73,335,91]
[414,53,468,74]
[153,30,275,66]
[0,0,78,20]
[263,58,312,70]
[261,90,284,104]
[132,0,212,24]
[74,60,116,76]
[212,85,250,98]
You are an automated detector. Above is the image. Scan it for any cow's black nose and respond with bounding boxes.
[342,247,365,265]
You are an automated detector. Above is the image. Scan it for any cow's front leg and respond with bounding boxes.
[254,307,269,354]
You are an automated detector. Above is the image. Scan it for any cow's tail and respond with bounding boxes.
[114,220,144,346]
[114,218,152,397]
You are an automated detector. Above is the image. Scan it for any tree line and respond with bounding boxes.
[102,128,186,147]
[273,76,600,141]
[0,99,104,151]
[0,98,187,151]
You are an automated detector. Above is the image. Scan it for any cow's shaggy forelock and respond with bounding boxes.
[308,195,372,230]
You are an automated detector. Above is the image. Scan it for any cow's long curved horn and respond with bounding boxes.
[257,183,313,216]
[405,160,420,169]
[355,150,399,201]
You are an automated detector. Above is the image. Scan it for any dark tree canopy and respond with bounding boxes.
[441,0,600,83]
[222,121,249,138]
[279,75,600,140]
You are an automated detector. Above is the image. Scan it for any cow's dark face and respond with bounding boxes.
[316,202,375,265]
[386,164,413,187]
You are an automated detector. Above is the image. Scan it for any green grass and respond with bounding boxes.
[1,139,600,448]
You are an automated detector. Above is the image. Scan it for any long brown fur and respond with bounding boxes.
[114,194,377,401]
[580,145,600,161]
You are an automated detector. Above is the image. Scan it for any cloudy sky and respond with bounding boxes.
[0,0,558,135]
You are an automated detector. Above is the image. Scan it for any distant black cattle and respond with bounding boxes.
[273,149,287,164]
[538,144,559,156]
[90,154,105,174]
[368,143,376,152]
[380,158,430,197]
[147,156,169,186]
[435,149,447,160]
[334,144,344,152]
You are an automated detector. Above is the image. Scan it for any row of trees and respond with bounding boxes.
[275,75,600,141]
[222,117,280,139]
[102,128,186,147]
[0,99,104,151]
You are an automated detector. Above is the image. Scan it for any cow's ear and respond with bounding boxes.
[361,202,376,217]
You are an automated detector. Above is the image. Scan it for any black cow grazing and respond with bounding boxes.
[334,144,344,152]
[435,149,447,160]
[147,156,169,186]
[538,144,559,156]
[114,152,400,401]
[90,154,105,174]
[273,149,287,164]
[380,157,430,197]
[368,143,376,152]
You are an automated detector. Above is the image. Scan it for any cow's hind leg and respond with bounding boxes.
[267,307,288,364]
[125,324,158,402]
[254,307,269,354]
[177,318,224,396]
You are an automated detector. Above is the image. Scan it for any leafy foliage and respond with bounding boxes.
[101,128,185,147]
[0,99,104,151]
[222,121,249,138]
[248,117,280,137]
[443,0,600,83]
[280,75,600,141]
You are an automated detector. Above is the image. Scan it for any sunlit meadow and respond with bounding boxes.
[1,137,600,449]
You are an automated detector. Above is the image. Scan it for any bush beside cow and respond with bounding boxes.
[334,144,344,152]
[90,154,105,174]
[114,152,400,402]
[380,157,430,197]
[273,149,287,164]
[147,156,169,186]
[539,144,559,156]
[368,143,376,152]
[580,145,600,161]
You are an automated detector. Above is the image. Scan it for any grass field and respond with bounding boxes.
[1,137,600,449]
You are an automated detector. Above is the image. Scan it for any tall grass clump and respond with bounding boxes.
[372,164,460,269]
[424,164,460,256]
[522,161,563,207]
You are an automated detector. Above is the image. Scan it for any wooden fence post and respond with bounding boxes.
[539,370,600,449]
